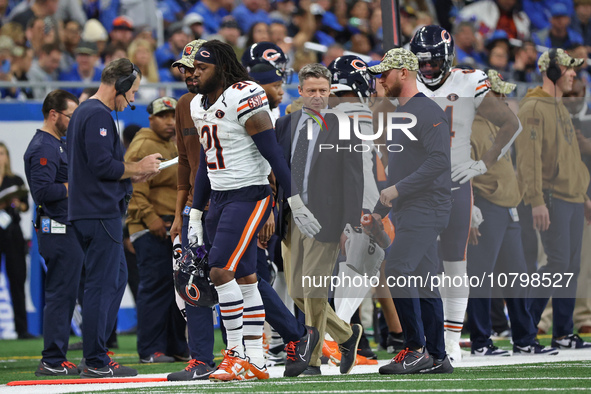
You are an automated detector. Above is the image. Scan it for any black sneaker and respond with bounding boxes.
[284,325,320,377]
[79,360,137,378]
[513,341,559,355]
[339,324,362,374]
[300,365,321,376]
[379,348,432,375]
[386,332,405,354]
[35,360,79,376]
[357,332,377,359]
[173,351,191,362]
[140,352,176,363]
[419,355,454,374]
[551,334,591,349]
[471,344,510,356]
[167,359,215,381]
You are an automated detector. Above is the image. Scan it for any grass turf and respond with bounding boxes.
[2,332,591,392]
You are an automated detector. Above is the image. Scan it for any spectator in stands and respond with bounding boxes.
[245,22,271,48]
[533,3,584,49]
[454,21,485,68]
[487,44,511,73]
[4,45,33,99]
[110,16,135,49]
[187,0,231,36]
[523,0,574,31]
[572,0,591,49]
[569,43,591,84]
[1,21,25,46]
[82,0,118,32]
[399,5,419,46]
[25,16,45,55]
[0,0,14,27]
[81,19,108,60]
[135,25,157,49]
[10,0,58,30]
[207,16,244,59]
[58,40,102,98]
[103,43,127,66]
[59,20,82,74]
[232,0,271,35]
[128,38,160,101]
[183,13,204,40]
[269,21,292,56]
[349,33,372,55]
[28,43,61,99]
[55,0,86,26]
[511,40,540,83]
[459,0,531,41]
[119,0,158,34]
[269,0,295,25]
[155,22,191,70]
[321,43,344,67]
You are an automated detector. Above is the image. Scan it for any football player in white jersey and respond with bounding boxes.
[186,40,320,381]
[410,25,523,362]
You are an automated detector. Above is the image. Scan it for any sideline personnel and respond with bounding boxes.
[67,58,161,378]
[25,89,82,376]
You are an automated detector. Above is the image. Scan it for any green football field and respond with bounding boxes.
[1,331,591,393]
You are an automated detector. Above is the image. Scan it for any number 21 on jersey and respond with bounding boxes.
[201,125,225,170]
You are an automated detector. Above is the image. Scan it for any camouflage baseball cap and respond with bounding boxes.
[148,97,178,116]
[487,70,516,95]
[171,39,207,69]
[538,48,585,72]
[368,48,419,74]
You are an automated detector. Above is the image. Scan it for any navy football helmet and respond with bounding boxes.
[410,25,455,87]
[327,55,376,102]
[241,42,293,83]
[173,244,218,308]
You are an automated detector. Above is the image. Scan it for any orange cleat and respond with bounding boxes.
[209,349,249,381]
[242,362,270,380]
[322,340,341,365]
[355,354,378,365]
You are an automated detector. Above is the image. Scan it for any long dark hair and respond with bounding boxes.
[205,40,251,90]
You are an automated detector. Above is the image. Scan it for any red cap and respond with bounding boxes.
[112,16,134,31]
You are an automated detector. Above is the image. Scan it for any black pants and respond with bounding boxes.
[0,223,28,336]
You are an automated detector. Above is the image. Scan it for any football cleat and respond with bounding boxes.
[209,349,249,381]
[243,362,269,380]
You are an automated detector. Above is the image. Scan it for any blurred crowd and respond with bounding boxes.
[1,0,591,102]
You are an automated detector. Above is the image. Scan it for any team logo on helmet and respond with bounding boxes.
[184,45,193,56]
[262,49,281,62]
[441,30,452,43]
[351,59,367,70]
[185,284,201,301]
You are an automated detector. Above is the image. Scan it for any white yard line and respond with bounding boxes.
[1,349,591,394]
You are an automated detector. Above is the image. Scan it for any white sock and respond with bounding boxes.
[216,279,245,357]
[442,260,469,343]
[240,283,266,367]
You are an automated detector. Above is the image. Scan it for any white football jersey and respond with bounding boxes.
[334,101,379,211]
[190,81,272,191]
[418,68,490,171]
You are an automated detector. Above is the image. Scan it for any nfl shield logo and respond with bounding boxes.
[100,128,107,137]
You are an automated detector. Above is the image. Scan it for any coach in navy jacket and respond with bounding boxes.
[67,59,161,377]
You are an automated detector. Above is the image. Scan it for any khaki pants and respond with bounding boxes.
[282,223,352,367]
